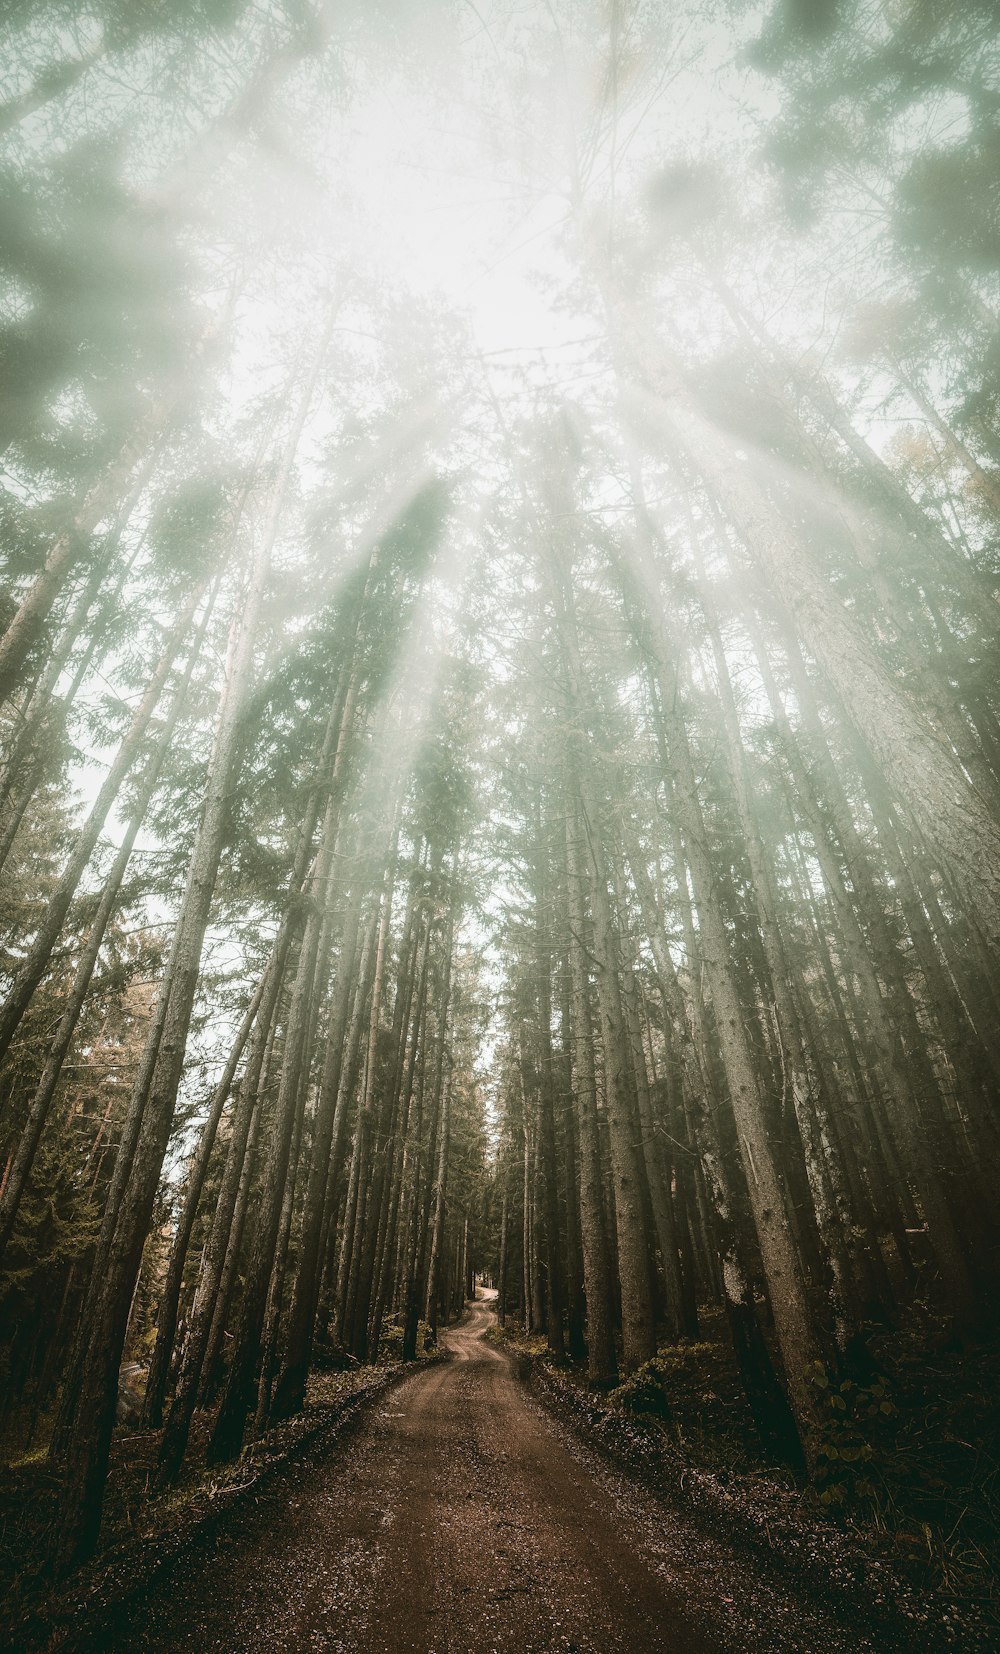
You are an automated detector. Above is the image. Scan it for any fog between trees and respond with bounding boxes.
[1,0,999,1586]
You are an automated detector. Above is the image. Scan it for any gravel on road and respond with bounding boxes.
[78,1296,926,1653]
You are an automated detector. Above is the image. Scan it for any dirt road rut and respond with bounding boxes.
[88,1296,905,1652]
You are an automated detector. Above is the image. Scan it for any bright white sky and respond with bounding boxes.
[212,2,784,401]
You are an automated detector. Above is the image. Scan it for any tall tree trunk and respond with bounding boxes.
[563,804,618,1385]
[0,579,207,1067]
[630,374,1000,947]
[50,327,332,1562]
[207,717,351,1463]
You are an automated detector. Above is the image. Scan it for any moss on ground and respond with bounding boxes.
[492,1305,1000,1607]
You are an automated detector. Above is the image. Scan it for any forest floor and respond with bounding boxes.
[0,1358,419,1652]
[491,1301,1000,1650]
[17,1291,991,1654]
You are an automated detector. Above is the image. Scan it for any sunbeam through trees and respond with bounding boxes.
[1,3,999,1649]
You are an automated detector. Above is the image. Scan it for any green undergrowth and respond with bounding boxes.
[807,1309,1000,1598]
[0,1359,406,1643]
[493,1305,1000,1603]
[487,1320,551,1360]
[374,1319,438,1366]
[491,1311,762,1472]
[605,1339,765,1473]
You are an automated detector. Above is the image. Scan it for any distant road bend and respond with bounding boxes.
[96,1292,891,1653]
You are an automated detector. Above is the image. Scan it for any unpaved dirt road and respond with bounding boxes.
[86,1295,906,1653]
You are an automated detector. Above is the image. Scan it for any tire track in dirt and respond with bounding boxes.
[85,1295,894,1653]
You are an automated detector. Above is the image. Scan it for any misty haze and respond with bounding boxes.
[1,3,999,1650]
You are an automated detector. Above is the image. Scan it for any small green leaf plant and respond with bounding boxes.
[808,1360,899,1510]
